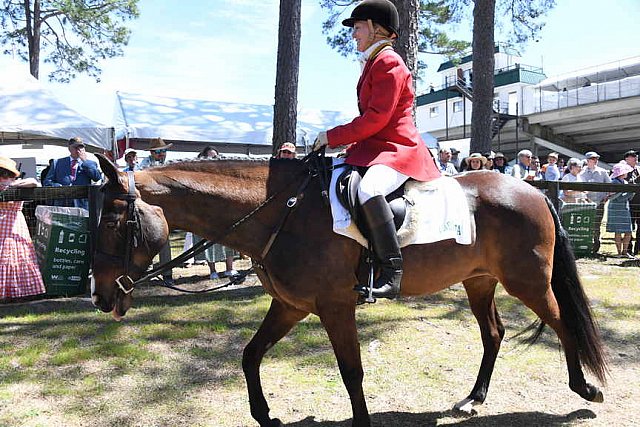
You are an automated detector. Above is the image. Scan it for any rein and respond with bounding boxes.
[105,152,327,296]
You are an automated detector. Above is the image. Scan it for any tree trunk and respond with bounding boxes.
[392,0,419,120]
[470,0,496,154]
[272,0,301,156]
[24,0,40,78]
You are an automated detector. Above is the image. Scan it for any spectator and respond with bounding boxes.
[139,137,173,283]
[39,159,53,184]
[580,151,611,254]
[606,162,635,258]
[542,152,561,181]
[557,157,566,178]
[483,151,495,170]
[122,148,140,172]
[623,150,640,255]
[198,145,218,159]
[560,158,588,203]
[510,149,534,180]
[192,146,240,279]
[0,157,46,301]
[492,152,511,174]
[450,147,461,171]
[140,138,172,169]
[462,153,487,171]
[530,155,544,180]
[275,142,297,159]
[437,148,458,176]
[44,137,102,210]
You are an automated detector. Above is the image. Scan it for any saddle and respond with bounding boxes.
[334,164,407,238]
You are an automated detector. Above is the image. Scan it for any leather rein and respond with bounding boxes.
[101,152,329,297]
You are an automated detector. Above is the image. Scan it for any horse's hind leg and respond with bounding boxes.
[454,276,504,414]
[242,298,308,427]
[515,286,604,403]
[318,301,370,427]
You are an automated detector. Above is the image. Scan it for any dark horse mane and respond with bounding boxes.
[145,157,312,197]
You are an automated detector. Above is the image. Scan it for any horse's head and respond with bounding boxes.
[91,154,169,320]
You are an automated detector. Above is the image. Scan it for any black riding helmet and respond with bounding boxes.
[342,0,399,37]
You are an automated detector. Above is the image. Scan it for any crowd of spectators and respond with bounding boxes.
[437,145,640,257]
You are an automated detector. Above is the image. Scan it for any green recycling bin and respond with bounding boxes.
[560,202,597,256]
[33,206,91,296]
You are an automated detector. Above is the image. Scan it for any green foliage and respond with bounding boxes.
[320,0,555,67]
[320,0,470,64]
[0,0,140,82]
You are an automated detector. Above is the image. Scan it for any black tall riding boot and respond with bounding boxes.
[359,195,403,299]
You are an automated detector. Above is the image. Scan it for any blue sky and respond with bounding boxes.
[3,0,640,124]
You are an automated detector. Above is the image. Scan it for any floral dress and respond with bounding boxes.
[0,200,46,299]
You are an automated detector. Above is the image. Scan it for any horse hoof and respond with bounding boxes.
[453,397,479,415]
[590,390,604,403]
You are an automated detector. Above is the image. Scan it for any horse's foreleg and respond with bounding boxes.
[319,302,370,427]
[455,277,503,414]
[242,298,308,427]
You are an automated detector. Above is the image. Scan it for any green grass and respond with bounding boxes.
[0,261,637,426]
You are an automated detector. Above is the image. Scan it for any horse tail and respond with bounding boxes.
[546,198,609,384]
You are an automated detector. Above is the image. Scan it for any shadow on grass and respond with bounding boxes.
[286,408,597,427]
[0,272,632,425]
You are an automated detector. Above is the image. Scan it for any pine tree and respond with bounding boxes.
[0,0,140,82]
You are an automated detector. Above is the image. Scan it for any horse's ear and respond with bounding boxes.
[96,153,120,185]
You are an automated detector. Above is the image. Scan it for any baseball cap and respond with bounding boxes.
[123,148,137,158]
[279,142,296,152]
[624,150,638,158]
[584,151,600,159]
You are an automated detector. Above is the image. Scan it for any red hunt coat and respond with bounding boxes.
[326,48,441,182]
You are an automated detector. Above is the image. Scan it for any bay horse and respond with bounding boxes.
[91,154,607,427]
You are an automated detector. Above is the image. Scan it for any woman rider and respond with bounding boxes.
[313,0,441,299]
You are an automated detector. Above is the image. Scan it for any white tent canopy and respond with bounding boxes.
[115,92,355,154]
[0,62,113,150]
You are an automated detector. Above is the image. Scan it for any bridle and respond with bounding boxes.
[96,171,143,295]
[97,151,330,297]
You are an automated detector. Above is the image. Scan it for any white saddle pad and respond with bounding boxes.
[329,158,475,248]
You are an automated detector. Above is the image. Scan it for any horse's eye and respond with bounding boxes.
[103,221,118,229]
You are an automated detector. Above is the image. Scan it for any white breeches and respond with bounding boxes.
[358,164,410,204]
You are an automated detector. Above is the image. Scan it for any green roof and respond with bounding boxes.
[437,45,522,72]
[417,65,546,106]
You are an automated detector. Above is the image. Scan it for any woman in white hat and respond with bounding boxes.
[462,153,487,171]
[606,162,636,258]
[0,157,46,301]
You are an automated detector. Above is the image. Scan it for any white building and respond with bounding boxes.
[416,44,545,156]
[416,46,640,163]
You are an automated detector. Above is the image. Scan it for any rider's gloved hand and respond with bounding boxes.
[313,131,328,152]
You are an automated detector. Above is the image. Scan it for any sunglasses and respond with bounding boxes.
[152,149,167,154]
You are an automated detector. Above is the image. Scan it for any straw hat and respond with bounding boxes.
[147,137,173,151]
[0,156,20,177]
[465,152,487,166]
[611,161,633,179]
